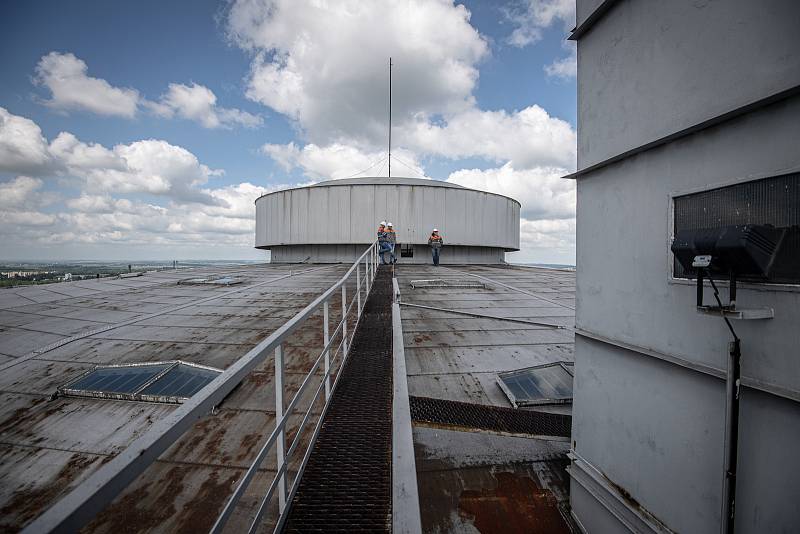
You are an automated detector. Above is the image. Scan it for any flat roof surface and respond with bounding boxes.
[0,264,353,532]
[394,264,577,533]
[0,262,576,532]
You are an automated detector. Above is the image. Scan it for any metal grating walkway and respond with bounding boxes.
[282,266,394,533]
[409,395,572,438]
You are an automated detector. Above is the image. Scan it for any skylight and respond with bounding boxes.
[497,362,574,407]
[59,361,222,404]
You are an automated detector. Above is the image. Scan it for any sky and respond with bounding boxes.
[0,0,577,263]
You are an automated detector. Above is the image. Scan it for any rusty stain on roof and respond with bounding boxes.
[458,471,571,534]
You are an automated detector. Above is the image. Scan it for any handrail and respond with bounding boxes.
[24,244,380,534]
[213,241,380,533]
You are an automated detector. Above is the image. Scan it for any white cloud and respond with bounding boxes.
[506,0,575,47]
[517,216,576,259]
[34,52,260,129]
[147,83,262,129]
[400,105,575,170]
[35,52,140,117]
[0,112,271,255]
[0,108,225,205]
[0,107,54,174]
[0,176,58,227]
[545,42,577,80]
[262,142,424,180]
[227,0,489,145]
[446,162,574,220]
[0,176,45,209]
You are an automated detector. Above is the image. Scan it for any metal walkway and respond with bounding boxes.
[282,266,394,533]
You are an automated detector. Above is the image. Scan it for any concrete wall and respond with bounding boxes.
[572,0,800,532]
[255,182,520,252]
[270,244,505,264]
[577,0,800,169]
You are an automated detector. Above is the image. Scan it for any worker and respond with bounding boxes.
[386,222,397,264]
[428,228,443,266]
[377,221,391,265]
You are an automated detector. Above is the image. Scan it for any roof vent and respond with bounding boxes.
[58,361,222,404]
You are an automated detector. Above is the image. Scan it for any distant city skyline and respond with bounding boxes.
[0,0,577,263]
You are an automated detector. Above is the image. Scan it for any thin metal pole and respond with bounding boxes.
[323,300,330,400]
[357,264,362,314]
[721,339,741,534]
[275,343,286,513]
[388,57,392,178]
[341,285,348,357]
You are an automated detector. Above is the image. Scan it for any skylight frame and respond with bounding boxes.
[496,361,574,407]
[58,360,222,404]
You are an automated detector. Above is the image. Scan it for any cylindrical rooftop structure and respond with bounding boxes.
[255,177,520,264]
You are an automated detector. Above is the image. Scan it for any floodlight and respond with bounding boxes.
[671,224,786,308]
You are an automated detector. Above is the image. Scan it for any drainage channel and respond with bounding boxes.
[281,266,394,533]
[409,395,571,438]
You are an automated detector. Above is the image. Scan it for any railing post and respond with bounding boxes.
[275,343,287,513]
[357,264,362,314]
[365,256,370,294]
[323,300,330,400]
[342,285,348,357]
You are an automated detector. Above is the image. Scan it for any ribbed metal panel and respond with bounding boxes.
[673,173,799,283]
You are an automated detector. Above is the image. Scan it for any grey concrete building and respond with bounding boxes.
[255,177,520,264]
[568,1,800,533]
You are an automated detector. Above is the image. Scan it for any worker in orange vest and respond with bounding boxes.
[377,221,391,265]
[386,222,397,264]
[428,228,443,266]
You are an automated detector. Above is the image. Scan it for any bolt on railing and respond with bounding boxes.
[210,242,380,534]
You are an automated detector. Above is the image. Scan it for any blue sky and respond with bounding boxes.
[0,0,576,263]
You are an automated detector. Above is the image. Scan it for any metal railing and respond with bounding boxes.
[211,241,381,533]
[24,244,381,534]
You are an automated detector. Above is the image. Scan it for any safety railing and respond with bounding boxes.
[210,241,381,533]
[24,243,381,534]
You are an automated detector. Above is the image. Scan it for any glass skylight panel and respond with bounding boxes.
[139,364,219,398]
[65,363,171,394]
[497,362,574,407]
[59,361,221,404]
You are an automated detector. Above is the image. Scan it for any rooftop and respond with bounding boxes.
[0,261,577,532]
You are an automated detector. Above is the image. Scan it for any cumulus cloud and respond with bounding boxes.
[446,163,574,220]
[400,105,575,170]
[147,83,262,129]
[0,109,273,253]
[229,1,575,170]
[0,176,58,227]
[0,108,224,205]
[506,0,575,47]
[34,52,260,129]
[518,216,575,256]
[227,0,488,145]
[262,142,424,180]
[49,131,223,204]
[35,52,140,117]
[0,107,54,174]
[545,42,576,80]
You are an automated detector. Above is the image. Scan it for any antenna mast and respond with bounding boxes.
[388,57,392,178]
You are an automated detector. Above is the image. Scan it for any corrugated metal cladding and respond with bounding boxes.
[255,177,520,263]
[673,172,800,283]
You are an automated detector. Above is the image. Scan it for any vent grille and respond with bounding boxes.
[674,173,800,284]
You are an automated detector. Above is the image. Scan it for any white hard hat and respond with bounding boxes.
[387,222,393,227]
[379,220,386,226]
[433,228,439,232]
